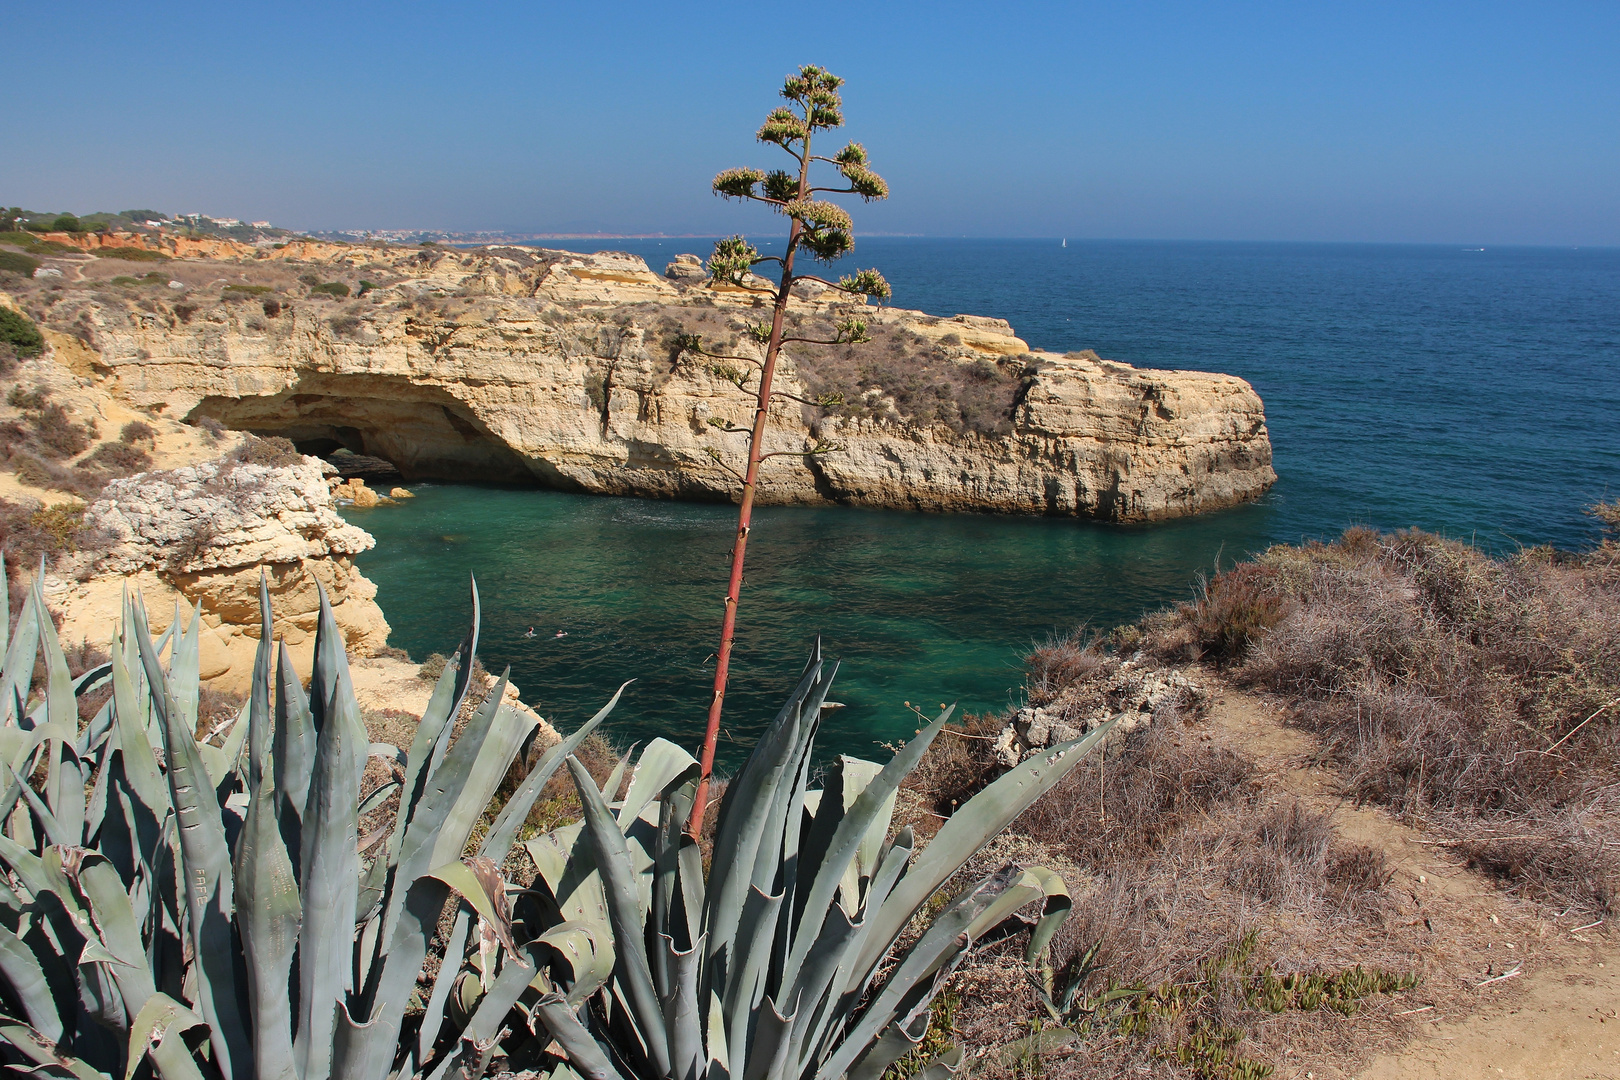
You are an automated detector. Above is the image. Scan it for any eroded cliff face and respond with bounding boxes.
[49,457,392,690]
[45,243,1275,521]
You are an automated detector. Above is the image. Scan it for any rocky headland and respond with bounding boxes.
[13,233,1274,522]
[0,229,1274,692]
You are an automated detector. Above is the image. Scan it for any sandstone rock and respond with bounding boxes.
[76,248,1274,522]
[64,456,392,691]
[993,664,1207,765]
[90,457,373,575]
[665,253,706,280]
[388,486,415,498]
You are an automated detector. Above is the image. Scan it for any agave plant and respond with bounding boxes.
[0,559,616,1080]
[504,651,1115,1080]
[0,546,1113,1080]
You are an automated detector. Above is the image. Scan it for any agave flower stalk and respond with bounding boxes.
[688,65,893,835]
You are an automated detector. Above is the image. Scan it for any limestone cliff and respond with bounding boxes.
[19,241,1274,521]
[47,456,392,690]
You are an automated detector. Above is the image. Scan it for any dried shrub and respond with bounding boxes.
[229,434,302,468]
[1015,718,1256,868]
[82,440,151,473]
[120,420,157,445]
[417,652,449,682]
[0,500,112,569]
[1026,630,1111,706]
[194,416,226,441]
[1222,526,1620,913]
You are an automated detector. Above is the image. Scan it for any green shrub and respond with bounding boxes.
[0,250,40,277]
[0,306,45,358]
[94,246,169,262]
[222,283,273,296]
[50,214,83,233]
[310,280,351,297]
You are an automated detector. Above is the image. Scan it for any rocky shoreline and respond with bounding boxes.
[20,234,1275,522]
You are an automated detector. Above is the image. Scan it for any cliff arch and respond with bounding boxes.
[188,373,538,484]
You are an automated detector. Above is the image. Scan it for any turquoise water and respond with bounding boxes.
[347,486,1273,765]
[348,239,1620,764]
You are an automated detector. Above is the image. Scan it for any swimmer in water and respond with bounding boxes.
[524,627,535,638]
[555,630,567,638]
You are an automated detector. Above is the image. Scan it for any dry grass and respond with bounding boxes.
[932,714,1428,1080]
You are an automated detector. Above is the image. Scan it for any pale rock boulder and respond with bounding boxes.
[665,253,706,280]
[67,457,392,690]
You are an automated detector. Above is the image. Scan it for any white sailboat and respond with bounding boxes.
[1061,238,1066,248]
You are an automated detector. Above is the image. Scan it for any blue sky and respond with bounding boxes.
[4,2,1617,244]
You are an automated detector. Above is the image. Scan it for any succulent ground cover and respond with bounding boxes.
[0,548,1117,1079]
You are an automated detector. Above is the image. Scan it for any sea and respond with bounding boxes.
[345,239,1620,765]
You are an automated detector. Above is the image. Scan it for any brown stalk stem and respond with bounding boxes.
[688,211,805,837]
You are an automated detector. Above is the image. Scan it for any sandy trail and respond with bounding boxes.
[1203,686,1615,1080]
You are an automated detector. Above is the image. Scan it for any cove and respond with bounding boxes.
[346,485,1281,767]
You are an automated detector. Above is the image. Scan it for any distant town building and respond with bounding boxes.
[251,221,272,229]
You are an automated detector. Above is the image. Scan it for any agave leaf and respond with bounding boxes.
[846,1009,929,1080]
[797,833,913,1069]
[202,700,250,790]
[529,988,626,1080]
[706,988,730,1080]
[783,903,859,1070]
[73,853,158,1019]
[247,572,274,793]
[110,635,166,817]
[34,586,84,843]
[703,707,802,1001]
[0,580,41,727]
[332,873,453,1080]
[272,640,313,870]
[427,859,515,951]
[853,722,1115,981]
[383,670,532,951]
[426,945,537,1080]
[480,682,626,864]
[2,757,68,848]
[599,746,634,803]
[750,667,830,897]
[616,736,697,828]
[0,924,62,1041]
[567,754,670,1075]
[294,672,363,1080]
[819,868,1033,1080]
[741,994,798,1080]
[234,766,300,1080]
[154,603,250,1080]
[125,991,209,1080]
[530,920,614,1007]
[662,933,704,1080]
[0,1018,104,1080]
[417,904,471,1063]
[783,709,947,991]
[375,644,462,890]
[726,885,783,1056]
[916,1045,963,1080]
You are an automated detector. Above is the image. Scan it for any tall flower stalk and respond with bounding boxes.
[685,65,891,835]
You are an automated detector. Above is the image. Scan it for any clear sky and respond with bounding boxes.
[4,2,1617,245]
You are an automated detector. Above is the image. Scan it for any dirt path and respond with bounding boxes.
[1204,686,1616,1080]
